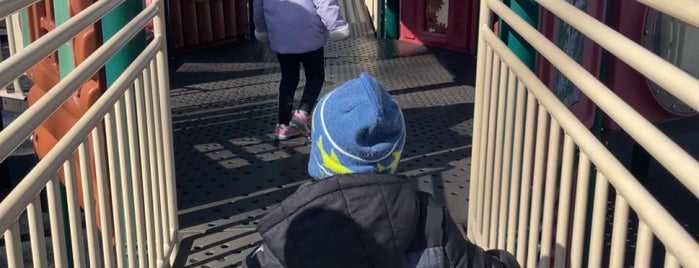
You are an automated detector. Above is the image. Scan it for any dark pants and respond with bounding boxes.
[276,47,325,125]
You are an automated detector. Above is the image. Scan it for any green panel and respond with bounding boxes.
[499,0,538,69]
[101,0,146,86]
[385,0,400,39]
[19,11,30,46]
[101,0,145,254]
[52,3,75,266]
[54,0,75,78]
[377,0,386,38]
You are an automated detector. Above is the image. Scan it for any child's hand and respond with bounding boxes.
[254,30,269,42]
[329,24,350,41]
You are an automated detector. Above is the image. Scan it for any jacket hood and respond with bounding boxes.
[256,173,419,267]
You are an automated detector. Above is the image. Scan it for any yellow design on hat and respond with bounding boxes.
[317,136,353,174]
[377,151,402,173]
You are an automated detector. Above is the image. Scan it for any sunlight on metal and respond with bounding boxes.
[480,26,699,267]
[534,0,699,112]
[488,0,699,198]
[0,0,39,20]
[633,0,699,27]
[0,38,160,239]
[0,2,157,163]
[0,0,124,89]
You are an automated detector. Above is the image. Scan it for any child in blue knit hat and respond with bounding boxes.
[244,73,519,268]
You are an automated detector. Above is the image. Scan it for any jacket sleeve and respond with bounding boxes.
[313,0,347,33]
[252,0,267,33]
[413,192,520,268]
[441,204,521,268]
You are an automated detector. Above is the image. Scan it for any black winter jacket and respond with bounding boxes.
[244,173,519,268]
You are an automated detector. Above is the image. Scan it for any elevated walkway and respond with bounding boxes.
[170,2,477,266]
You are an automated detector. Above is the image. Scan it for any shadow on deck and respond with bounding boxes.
[168,26,478,267]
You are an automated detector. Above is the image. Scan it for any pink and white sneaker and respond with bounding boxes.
[273,124,299,140]
[290,110,311,134]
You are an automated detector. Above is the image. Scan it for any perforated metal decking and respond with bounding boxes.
[170,2,477,266]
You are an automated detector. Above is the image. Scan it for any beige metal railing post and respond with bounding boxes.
[63,158,88,268]
[475,45,494,245]
[570,153,591,268]
[153,0,180,261]
[489,61,508,249]
[135,72,158,268]
[634,222,653,268]
[470,1,699,267]
[105,110,127,268]
[27,199,49,267]
[47,178,69,268]
[609,196,630,268]
[468,0,493,243]
[498,69,517,250]
[539,121,562,267]
[78,140,101,268]
[526,105,548,268]
[4,223,23,268]
[553,136,575,268]
[506,81,526,253]
[1,1,174,264]
[91,125,117,268]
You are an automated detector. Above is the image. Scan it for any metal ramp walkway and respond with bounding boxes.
[170,2,477,266]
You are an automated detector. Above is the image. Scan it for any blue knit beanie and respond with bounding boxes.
[308,73,406,180]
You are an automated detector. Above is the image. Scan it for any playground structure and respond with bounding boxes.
[0,0,698,267]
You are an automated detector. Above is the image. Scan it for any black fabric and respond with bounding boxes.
[256,174,418,268]
[250,173,520,268]
[276,47,325,124]
[405,192,444,253]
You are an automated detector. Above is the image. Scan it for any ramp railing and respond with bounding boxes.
[0,0,178,267]
[468,1,699,267]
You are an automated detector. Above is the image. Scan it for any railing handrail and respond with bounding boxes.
[0,0,124,90]
[0,36,161,236]
[0,0,39,20]
[481,27,699,267]
[535,0,699,112]
[0,2,157,164]
[488,0,699,198]
[634,0,699,27]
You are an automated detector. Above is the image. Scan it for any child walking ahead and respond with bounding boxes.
[253,0,350,140]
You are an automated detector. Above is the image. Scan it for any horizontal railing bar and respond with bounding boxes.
[482,26,699,268]
[0,36,161,234]
[0,0,124,90]
[633,0,699,27]
[534,0,699,111]
[0,2,158,164]
[0,0,40,20]
[488,0,699,198]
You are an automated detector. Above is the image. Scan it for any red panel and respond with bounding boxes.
[169,0,184,48]
[196,2,214,43]
[235,0,248,35]
[400,0,478,53]
[182,0,199,47]
[602,0,674,130]
[537,2,607,127]
[399,0,418,41]
[210,0,226,40]
[222,0,238,37]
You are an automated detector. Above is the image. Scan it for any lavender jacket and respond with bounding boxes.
[253,0,350,54]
